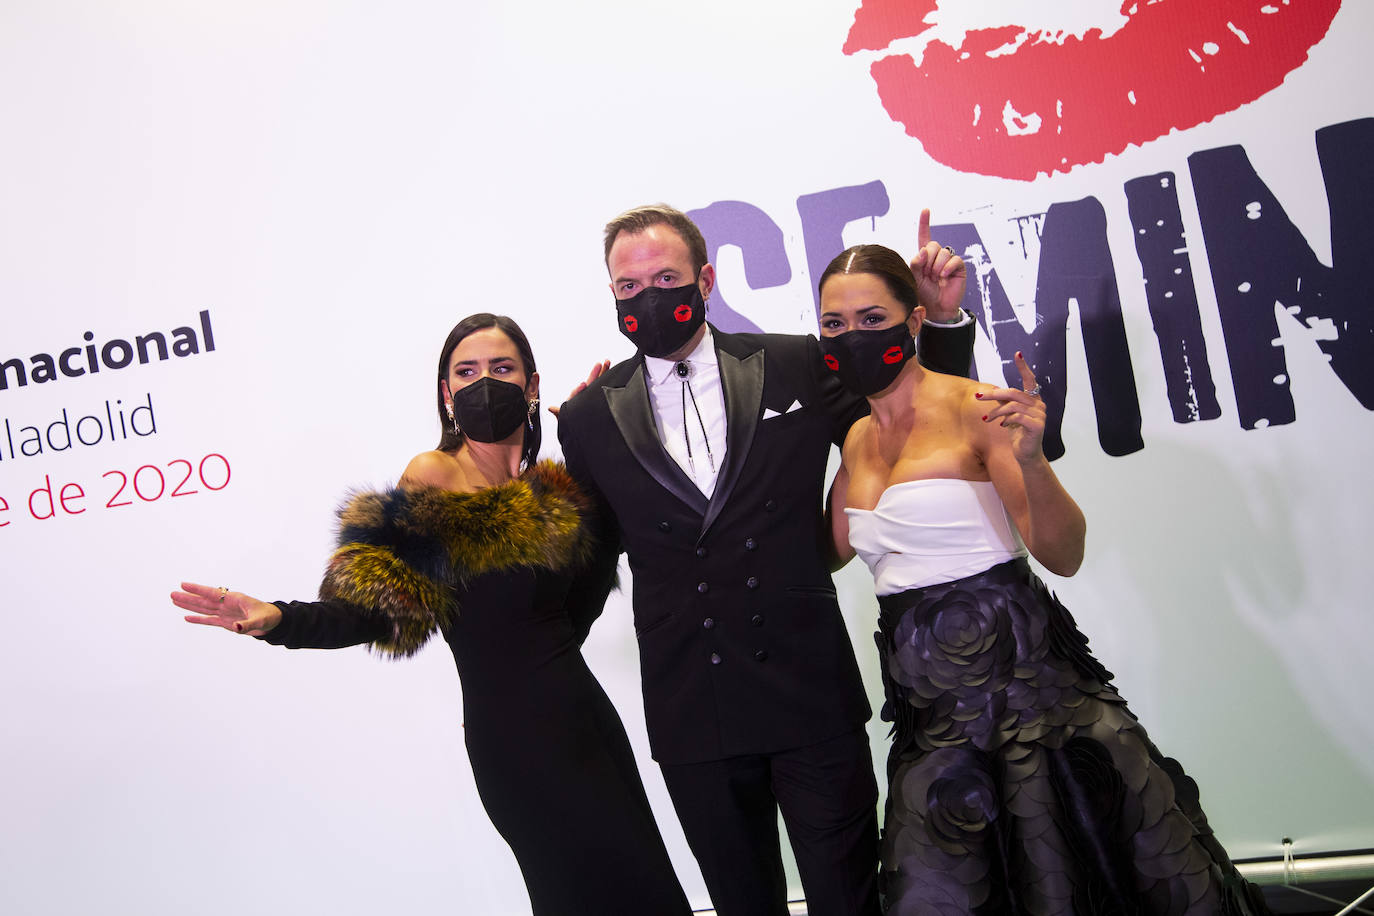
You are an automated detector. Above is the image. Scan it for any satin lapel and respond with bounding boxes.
[700,346,764,540]
[605,363,710,516]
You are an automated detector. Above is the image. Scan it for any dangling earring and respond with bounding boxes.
[526,398,539,431]
[447,403,459,435]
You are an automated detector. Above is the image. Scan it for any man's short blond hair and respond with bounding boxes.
[602,204,709,275]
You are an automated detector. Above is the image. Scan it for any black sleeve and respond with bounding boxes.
[557,400,625,644]
[917,316,977,378]
[259,599,392,650]
[563,533,621,646]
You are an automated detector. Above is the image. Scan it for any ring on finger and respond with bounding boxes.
[942,245,953,252]
[1026,384,1042,397]
[218,586,229,603]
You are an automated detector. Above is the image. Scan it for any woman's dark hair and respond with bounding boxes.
[434,313,540,471]
[817,244,922,316]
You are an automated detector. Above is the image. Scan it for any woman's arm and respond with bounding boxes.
[175,582,392,649]
[561,488,623,645]
[825,448,858,573]
[973,354,1086,576]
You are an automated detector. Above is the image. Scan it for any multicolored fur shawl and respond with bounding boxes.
[319,460,602,657]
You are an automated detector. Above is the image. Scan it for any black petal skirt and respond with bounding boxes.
[874,558,1270,916]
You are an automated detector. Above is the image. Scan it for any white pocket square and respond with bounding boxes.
[762,400,802,420]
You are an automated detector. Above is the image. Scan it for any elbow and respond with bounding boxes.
[1046,551,1084,578]
[1034,520,1086,578]
[1053,522,1087,577]
[825,543,856,574]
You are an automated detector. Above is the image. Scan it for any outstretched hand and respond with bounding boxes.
[910,208,967,323]
[547,359,611,419]
[976,352,1047,463]
[174,581,282,636]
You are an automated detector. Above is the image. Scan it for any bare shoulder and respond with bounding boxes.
[926,368,987,396]
[950,376,1003,452]
[400,449,462,490]
[925,371,985,411]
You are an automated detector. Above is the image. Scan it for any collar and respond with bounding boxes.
[645,324,718,386]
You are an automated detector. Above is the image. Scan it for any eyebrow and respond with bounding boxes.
[818,304,888,319]
[452,355,516,367]
[615,267,679,285]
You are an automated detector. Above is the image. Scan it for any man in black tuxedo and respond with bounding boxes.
[557,204,973,916]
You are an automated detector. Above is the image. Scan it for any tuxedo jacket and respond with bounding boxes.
[558,323,973,765]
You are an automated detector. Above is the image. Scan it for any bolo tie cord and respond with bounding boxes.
[677,361,716,476]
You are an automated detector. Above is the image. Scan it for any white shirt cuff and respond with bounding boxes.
[923,308,973,328]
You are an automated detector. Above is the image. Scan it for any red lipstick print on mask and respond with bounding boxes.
[623,315,639,332]
[843,0,1341,180]
[673,304,693,322]
[882,346,905,364]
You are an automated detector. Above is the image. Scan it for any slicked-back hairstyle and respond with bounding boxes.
[602,204,709,275]
[818,244,922,316]
[434,313,541,471]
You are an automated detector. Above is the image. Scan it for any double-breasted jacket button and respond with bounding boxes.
[658,521,672,532]
[710,652,722,665]
[744,537,757,551]
[750,614,765,627]
[702,617,715,630]
[695,546,708,558]
[753,649,769,662]
[764,499,777,512]
[697,582,709,594]
[745,576,759,589]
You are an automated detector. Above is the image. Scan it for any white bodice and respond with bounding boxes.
[844,478,1028,595]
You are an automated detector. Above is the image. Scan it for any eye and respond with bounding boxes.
[620,281,637,295]
[820,318,842,331]
[862,313,885,326]
[493,365,512,374]
[455,367,474,378]
[657,273,676,286]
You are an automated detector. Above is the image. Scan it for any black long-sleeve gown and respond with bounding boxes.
[262,462,689,915]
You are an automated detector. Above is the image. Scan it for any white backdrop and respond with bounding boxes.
[2,2,1371,914]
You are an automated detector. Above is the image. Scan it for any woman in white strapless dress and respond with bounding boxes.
[816,239,1270,915]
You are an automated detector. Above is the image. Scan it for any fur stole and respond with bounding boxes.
[318,460,600,657]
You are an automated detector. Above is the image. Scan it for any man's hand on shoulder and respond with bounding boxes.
[548,359,611,419]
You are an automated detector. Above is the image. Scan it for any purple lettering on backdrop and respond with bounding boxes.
[796,181,892,318]
[1189,117,1374,429]
[940,199,1144,460]
[685,201,779,334]
[1124,173,1222,424]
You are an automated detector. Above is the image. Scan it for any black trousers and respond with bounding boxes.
[660,728,880,916]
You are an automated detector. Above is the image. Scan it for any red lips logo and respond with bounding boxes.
[623,315,639,332]
[881,346,904,365]
[824,354,840,371]
[674,304,693,322]
[843,0,1341,179]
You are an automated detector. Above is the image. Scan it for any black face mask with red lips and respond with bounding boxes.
[615,282,706,358]
[817,323,916,397]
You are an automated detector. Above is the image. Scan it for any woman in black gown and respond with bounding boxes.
[817,241,1271,915]
[173,313,690,916]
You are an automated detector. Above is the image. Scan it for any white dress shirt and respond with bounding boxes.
[644,326,728,497]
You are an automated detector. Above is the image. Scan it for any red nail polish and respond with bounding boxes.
[974,392,983,399]
[982,415,988,422]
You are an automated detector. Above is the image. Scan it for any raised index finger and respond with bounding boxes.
[917,207,932,251]
[1014,351,1038,391]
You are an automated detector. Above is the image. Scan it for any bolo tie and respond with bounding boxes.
[676,360,716,477]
